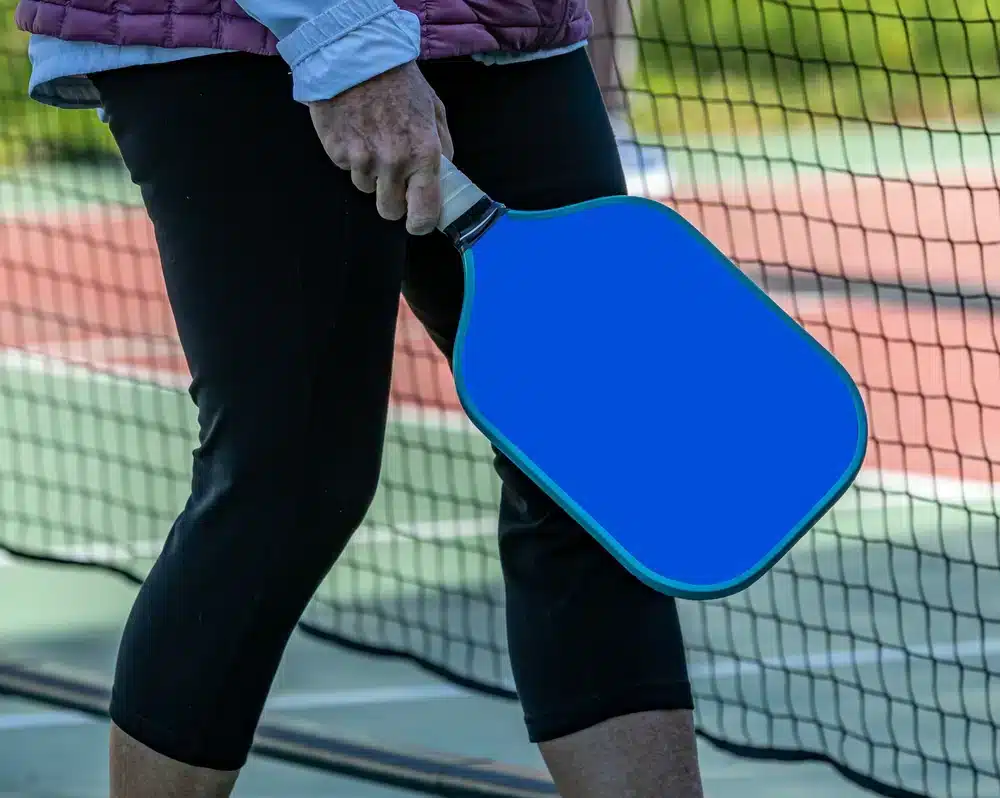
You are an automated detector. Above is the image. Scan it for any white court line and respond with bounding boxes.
[0,476,993,571]
[0,346,190,391]
[624,167,675,199]
[0,476,989,571]
[688,635,1000,681]
[2,634,999,734]
[0,466,991,570]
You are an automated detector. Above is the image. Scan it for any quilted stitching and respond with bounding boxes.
[15,0,589,59]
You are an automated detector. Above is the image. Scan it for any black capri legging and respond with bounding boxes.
[91,47,693,771]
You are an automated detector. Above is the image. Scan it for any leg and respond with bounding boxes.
[407,49,705,797]
[90,53,407,796]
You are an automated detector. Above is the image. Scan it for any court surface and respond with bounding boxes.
[0,383,998,797]
[1,129,999,797]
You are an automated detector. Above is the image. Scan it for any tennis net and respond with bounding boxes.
[3,0,1000,796]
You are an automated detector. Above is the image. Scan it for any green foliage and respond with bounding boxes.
[631,0,1000,135]
[1,0,118,166]
[5,0,1000,156]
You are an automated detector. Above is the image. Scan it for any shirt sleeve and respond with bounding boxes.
[235,0,421,103]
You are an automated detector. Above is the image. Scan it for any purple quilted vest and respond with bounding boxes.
[14,0,592,60]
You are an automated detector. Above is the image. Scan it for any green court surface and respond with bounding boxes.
[0,362,503,620]
[2,360,953,798]
[5,357,999,627]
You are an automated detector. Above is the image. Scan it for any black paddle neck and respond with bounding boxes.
[442,198,506,252]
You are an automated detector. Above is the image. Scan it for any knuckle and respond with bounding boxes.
[348,148,374,172]
[413,139,442,163]
[327,143,348,163]
[377,145,410,172]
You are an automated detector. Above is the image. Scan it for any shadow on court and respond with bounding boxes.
[4,556,989,798]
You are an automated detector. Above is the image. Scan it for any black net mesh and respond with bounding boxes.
[2,1,999,796]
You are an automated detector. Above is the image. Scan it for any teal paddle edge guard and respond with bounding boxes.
[450,196,869,600]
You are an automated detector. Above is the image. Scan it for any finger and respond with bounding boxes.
[327,142,350,171]
[352,169,377,194]
[348,146,376,193]
[434,98,455,161]
[405,162,442,236]
[375,158,408,222]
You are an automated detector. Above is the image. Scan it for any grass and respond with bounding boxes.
[2,4,120,168]
[0,100,120,167]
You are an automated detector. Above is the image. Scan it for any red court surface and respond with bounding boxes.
[666,173,1000,295]
[1,175,998,486]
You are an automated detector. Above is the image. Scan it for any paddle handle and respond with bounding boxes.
[437,156,489,232]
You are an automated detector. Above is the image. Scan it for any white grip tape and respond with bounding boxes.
[437,156,488,231]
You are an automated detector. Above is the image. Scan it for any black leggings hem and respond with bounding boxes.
[524,681,696,743]
[110,702,249,772]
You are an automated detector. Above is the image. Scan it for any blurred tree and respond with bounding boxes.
[1,0,118,165]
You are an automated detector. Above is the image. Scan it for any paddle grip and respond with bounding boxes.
[437,156,489,232]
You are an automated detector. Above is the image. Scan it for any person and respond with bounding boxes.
[13,0,706,795]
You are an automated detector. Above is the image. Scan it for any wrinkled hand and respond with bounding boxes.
[309,62,455,235]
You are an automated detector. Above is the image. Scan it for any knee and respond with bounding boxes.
[188,422,381,564]
[190,384,307,486]
[313,452,383,537]
[181,373,386,575]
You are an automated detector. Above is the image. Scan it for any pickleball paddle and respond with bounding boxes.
[435,156,868,600]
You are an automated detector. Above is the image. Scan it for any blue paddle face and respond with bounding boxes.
[451,196,868,599]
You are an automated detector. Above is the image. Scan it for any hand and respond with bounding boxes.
[309,61,455,235]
